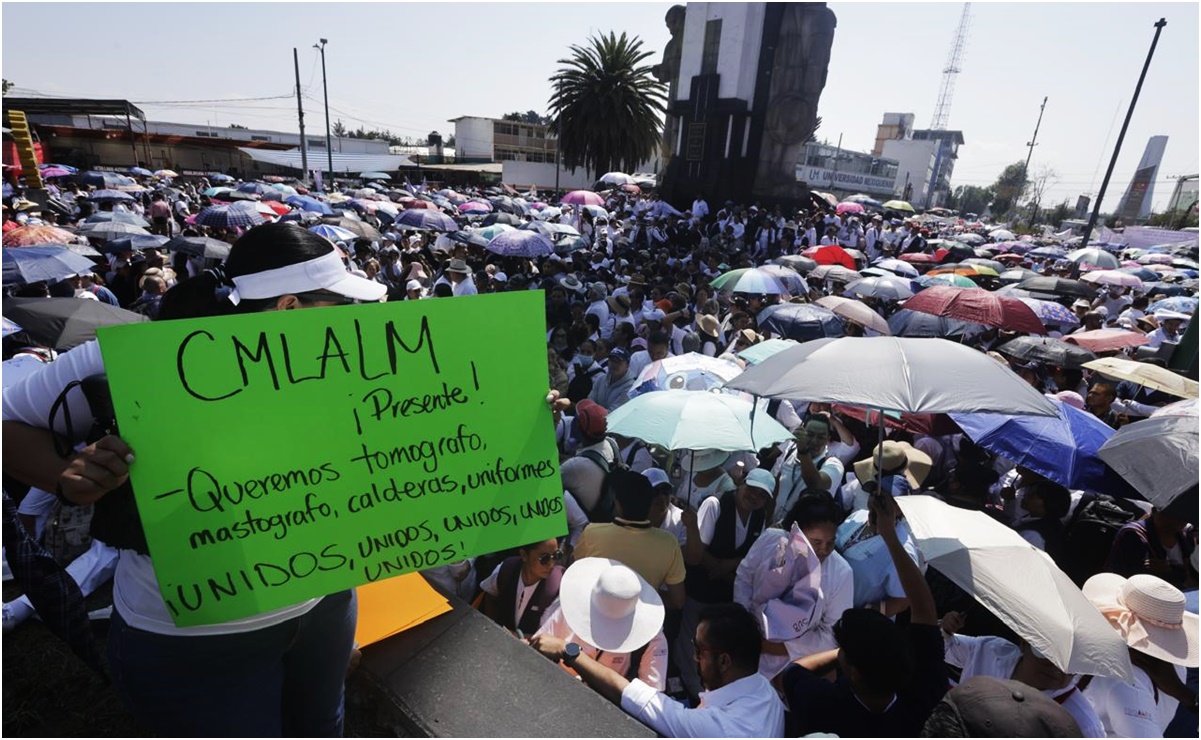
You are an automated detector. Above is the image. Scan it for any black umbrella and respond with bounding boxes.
[161,235,232,260]
[482,212,521,227]
[887,309,985,339]
[79,221,152,240]
[757,303,845,342]
[84,211,150,228]
[326,217,382,242]
[448,230,490,249]
[996,336,1097,369]
[101,234,170,254]
[775,255,819,274]
[3,297,148,351]
[1015,277,1096,299]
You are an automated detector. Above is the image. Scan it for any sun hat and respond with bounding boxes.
[559,558,664,653]
[607,293,631,312]
[445,258,471,274]
[691,448,731,471]
[744,468,776,498]
[927,676,1082,737]
[228,245,387,305]
[852,440,932,489]
[574,399,608,439]
[1082,572,1198,667]
[643,468,671,490]
[697,314,721,337]
[1051,390,1085,410]
[559,275,585,294]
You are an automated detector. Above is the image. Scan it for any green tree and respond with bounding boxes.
[1,79,12,95]
[228,123,248,130]
[951,184,994,216]
[990,161,1029,216]
[1046,200,1073,226]
[548,32,667,179]
[331,119,348,137]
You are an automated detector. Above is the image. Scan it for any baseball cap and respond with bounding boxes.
[608,347,631,363]
[642,468,671,490]
[744,468,776,497]
[574,399,608,439]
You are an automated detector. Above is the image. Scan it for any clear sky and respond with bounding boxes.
[3,1,1197,212]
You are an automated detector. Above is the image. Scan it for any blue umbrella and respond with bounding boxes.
[285,195,334,215]
[208,173,235,183]
[79,171,135,188]
[756,303,844,342]
[194,204,265,229]
[951,399,1130,493]
[309,224,358,242]
[236,182,273,195]
[394,209,457,232]
[3,317,23,338]
[736,338,800,365]
[3,246,99,286]
[887,309,984,339]
[88,189,135,202]
[127,166,153,177]
[1148,296,1199,314]
[101,234,170,254]
[360,171,391,180]
[84,211,149,228]
[485,230,554,258]
[1118,267,1159,282]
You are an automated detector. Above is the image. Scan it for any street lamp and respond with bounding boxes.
[314,38,333,184]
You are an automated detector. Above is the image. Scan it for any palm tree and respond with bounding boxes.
[548,32,667,181]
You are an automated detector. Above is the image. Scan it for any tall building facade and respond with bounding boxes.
[1116,135,1168,221]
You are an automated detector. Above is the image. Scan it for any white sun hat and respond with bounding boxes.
[559,558,664,653]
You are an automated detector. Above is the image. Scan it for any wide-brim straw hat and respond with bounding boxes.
[1083,572,1198,667]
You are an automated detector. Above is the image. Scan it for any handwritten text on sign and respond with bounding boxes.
[96,291,565,627]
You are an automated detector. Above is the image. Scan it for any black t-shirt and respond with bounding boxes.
[782,623,948,738]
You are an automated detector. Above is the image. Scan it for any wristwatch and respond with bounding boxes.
[563,642,582,667]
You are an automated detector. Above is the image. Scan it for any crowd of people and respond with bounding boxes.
[1,169,1198,738]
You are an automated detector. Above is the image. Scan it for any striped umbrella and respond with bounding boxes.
[88,189,135,202]
[709,268,787,295]
[194,204,266,229]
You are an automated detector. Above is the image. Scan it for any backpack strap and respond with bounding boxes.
[577,449,610,474]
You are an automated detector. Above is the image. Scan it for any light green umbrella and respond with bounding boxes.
[475,223,515,241]
[883,199,916,213]
[606,390,793,453]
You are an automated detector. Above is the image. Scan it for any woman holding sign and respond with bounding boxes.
[2,223,388,736]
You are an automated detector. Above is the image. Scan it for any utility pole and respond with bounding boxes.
[315,38,333,183]
[1022,96,1047,224]
[1080,18,1166,248]
[554,79,562,194]
[829,133,843,193]
[293,48,309,185]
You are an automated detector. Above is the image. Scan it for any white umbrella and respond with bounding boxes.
[989,228,1016,241]
[725,337,1058,416]
[897,496,1133,681]
[598,172,634,186]
[815,296,891,335]
[606,390,793,453]
[1082,357,1199,399]
[1097,413,1197,514]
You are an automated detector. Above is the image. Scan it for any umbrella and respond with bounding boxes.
[1015,277,1096,299]
[39,166,74,179]
[598,172,634,186]
[87,189,135,202]
[1152,399,1197,419]
[3,225,79,247]
[235,182,273,195]
[476,223,516,241]
[951,399,1122,492]
[79,221,152,240]
[873,258,919,278]
[917,273,976,289]
[896,496,1133,681]
[833,405,959,437]
[1082,357,1199,399]
[309,224,358,242]
[1,297,148,351]
[835,202,865,216]
[208,173,235,183]
[902,286,1046,334]
[394,209,457,232]
[1098,414,1197,516]
[40,163,78,174]
[3,246,99,286]
[1147,296,1198,314]
[459,200,493,214]
[1000,268,1040,283]
[887,309,984,339]
[194,204,265,229]
[736,338,800,366]
[775,255,818,274]
[802,245,856,269]
[629,353,744,398]
[814,296,891,335]
[710,268,787,295]
[153,169,178,178]
[101,235,170,254]
[997,336,1095,369]
[844,275,914,301]
[1064,329,1150,353]
[485,230,554,258]
[285,195,334,215]
[560,190,605,207]
[812,191,838,207]
[757,303,845,342]
[328,218,382,241]
[881,199,915,213]
[606,390,793,453]
[1017,298,1080,328]
[3,317,23,338]
[1081,270,1144,290]
[482,212,522,227]
[809,265,861,284]
[961,258,1005,273]
[80,171,134,188]
[726,337,1058,416]
[988,229,1016,241]
[444,230,488,249]
[360,171,391,181]
[161,235,232,260]
[756,265,807,295]
[1067,248,1120,269]
[84,211,150,228]
[899,252,940,265]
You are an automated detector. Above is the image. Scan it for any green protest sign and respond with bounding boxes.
[96,291,566,627]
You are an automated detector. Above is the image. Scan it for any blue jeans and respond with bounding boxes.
[108,590,357,737]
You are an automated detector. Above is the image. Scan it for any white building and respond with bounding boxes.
[881,139,939,205]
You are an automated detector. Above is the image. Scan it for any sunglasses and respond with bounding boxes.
[294,291,359,306]
[536,551,565,566]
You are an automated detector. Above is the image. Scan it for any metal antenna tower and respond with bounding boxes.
[930,3,972,130]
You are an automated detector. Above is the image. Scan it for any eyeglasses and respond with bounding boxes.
[294,291,359,306]
[536,551,565,566]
